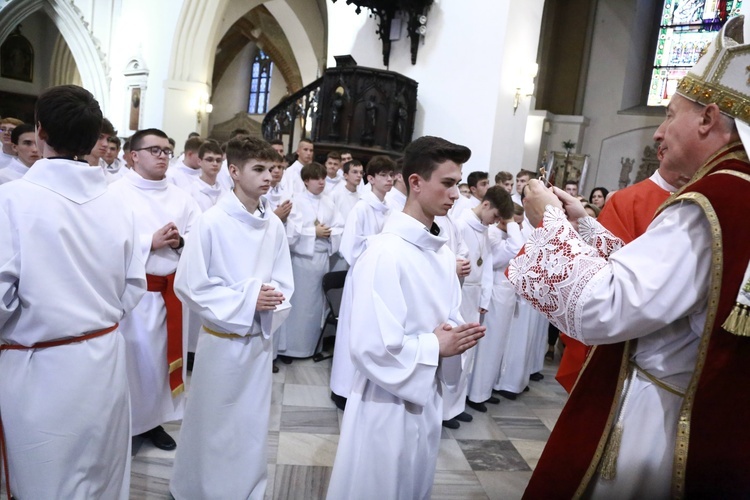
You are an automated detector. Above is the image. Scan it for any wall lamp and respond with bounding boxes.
[513,63,538,115]
[196,92,213,125]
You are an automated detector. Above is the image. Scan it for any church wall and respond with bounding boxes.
[326,0,544,180]
[577,0,663,195]
[210,42,255,129]
[0,11,56,99]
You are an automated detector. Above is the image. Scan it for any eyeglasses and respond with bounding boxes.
[0,127,16,133]
[134,146,174,158]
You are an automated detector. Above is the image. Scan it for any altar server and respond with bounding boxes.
[329,155,394,409]
[448,186,510,416]
[170,136,293,500]
[280,162,343,359]
[0,85,146,499]
[467,215,524,405]
[327,136,485,500]
[110,128,200,450]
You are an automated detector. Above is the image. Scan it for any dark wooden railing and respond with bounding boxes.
[263,64,418,163]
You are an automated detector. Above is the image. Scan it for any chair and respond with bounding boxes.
[312,270,348,362]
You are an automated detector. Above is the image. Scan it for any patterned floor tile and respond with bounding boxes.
[456,440,532,472]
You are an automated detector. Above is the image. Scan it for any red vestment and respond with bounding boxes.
[525,143,750,498]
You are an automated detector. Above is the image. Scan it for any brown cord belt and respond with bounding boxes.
[0,323,118,500]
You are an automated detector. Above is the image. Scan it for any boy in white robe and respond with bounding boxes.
[166,136,204,192]
[280,162,344,359]
[447,186,509,418]
[327,160,361,311]
[0,85,146,499]
[467,214,524,406]
[267,152,292,222]
[100,136,125,184]
[495,203,537,400]
[384,158,407,212]
[0,118,21,170]
[435,210,473,429]
[170,136,293,500]
[279,139,314,194]
[327,136,486,500]
[187,140,227,212]
[110,128,200,450]
[0,124,37,185]
[329,155,394,409]
[324,151,344,193]
[184,140,227,368]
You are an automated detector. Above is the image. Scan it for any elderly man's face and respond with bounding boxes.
[653,94,706,182]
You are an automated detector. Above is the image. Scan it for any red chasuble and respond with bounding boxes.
[525,143,750,498]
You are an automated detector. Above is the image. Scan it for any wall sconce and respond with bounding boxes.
[513,63,538,115]
[196,92,213,125]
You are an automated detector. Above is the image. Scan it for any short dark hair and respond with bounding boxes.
[495,171,513,184]
[101,118,117,137]
[35,85,102,157]
[226,136,276,168]
[298,138,313,146]
[130,128,169,151]
[327,151,341,161]
[269,138,283,146]
[199,140,223,159]
[10,123,34,144]
[106,136,121,149]
[188,132,200,139]
[123,137,131,152]
[565,179,579,187]
[271,150,284,163]
[184,137,204,153]
[340,149,352,157]
[366,155,396,178]
[167,137,176,148]
[467,171,489,188]
[589,187,609,203]
[403,136,471,194]
[513,202,524,216]
[516,169,535,179]
[230,128,250,139]
[482,185,514,219]
[301,162,326,181]
[393,157,403,175]
[343,160,363,174]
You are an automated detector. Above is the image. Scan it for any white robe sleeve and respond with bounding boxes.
[479,233,494,310]
[286,197,316,256]
[0,206,20,330]
[260,222,295,336]
[120,210,148,314]
[174,219,264,335]
[507,204,711,345]
[325,198,345,255]
[339,207,366,266]
[349,248,445,407]
[491,222,524,269]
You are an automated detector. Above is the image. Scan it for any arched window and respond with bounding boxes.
[248,50,273,114]
[647,0,742,106]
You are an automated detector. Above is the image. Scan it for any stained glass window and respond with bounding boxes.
[647,0,742,106]
[248,50,273,114]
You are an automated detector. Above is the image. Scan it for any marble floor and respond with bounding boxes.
[127,355,568,500]
[0,355,567,499]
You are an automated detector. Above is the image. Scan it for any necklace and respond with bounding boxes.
[471,223,486,267]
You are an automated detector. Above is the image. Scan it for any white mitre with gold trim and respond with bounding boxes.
[675,15,750,146]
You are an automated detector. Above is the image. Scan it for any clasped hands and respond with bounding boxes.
[522,179,587,229]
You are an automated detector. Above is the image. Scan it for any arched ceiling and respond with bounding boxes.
[212,4,303,94]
